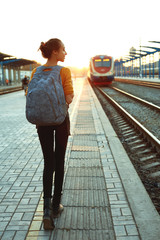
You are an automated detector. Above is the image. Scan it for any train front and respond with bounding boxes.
[90,55,114,85]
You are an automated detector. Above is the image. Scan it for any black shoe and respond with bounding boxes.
[43,198,55,230]
[52,204,64,218]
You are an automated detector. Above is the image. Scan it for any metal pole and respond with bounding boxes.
[149,55,151,78]
[121,60,123,77]
[153,54,154,79]
[145,56,147,78]
[115,62,117,76]
[117,62,119,76]
[159,53,160,79]
[139,56,141,78]
[141,57,143,78]
[139,41,141,78]
[1,62,5,85]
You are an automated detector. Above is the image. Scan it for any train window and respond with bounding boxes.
[103,59,111,67]
[94,59,111,67]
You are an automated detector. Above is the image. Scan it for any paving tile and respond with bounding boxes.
[62,189,109,207]
[64,176,106,190]
[114,225,126,236]
[121,207,132,216]
[8,220,31,227]
[0,222,8,231]
[52,229,110,240]
[70,150,100,159]
[29,221,42,231]
[22,212,34,221]
[1,230,15,240]
[69,158,101,168]
[0,216,11,222]
[6,225,29,231]
[13,231,28,240]
[11,213,23,221]
[66,167,103,177]
[125,224,139,235]
[117,237,140,240]
[109,194,119,201]
[56,207,110,230]
[111,208,122,217]
[27,230,51,237]
[0,205,7,212]
[72,134,97,141]
[113,216,135,226]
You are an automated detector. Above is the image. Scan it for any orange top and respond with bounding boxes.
[30,66,74,96]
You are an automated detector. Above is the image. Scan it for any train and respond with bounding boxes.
[88,55,114,85]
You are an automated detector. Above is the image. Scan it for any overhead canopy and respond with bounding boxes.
[118,41,160,64]
[0,52,37,67]
[141,46,160,52]
[0,52,11,60]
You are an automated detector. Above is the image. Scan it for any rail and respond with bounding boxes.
[0,86,22,95]
[97,87,160,153]
[115,78,160,89]
[111,86,160,111]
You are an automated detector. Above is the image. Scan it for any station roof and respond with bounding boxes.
[117,41,160,63]
[0,52,37,67]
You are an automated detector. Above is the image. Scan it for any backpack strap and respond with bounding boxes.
[36,65,63,73]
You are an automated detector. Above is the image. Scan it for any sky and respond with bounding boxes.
[0,0,159,68]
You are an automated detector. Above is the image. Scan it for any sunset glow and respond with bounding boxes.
[0,0,159,68]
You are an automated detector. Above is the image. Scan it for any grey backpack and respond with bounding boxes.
[26,65,67,126]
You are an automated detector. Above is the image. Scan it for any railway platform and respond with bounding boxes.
[115,76,160,83]
[0,83,21,90]
[0,78,160,240]
[0,84,22,95]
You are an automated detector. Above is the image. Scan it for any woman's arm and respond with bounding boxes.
[61,68,74,104]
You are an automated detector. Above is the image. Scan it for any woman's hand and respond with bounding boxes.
[66,93,74,104]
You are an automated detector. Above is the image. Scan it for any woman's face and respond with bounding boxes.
[56,43,67,62]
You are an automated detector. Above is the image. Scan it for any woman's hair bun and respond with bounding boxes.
[39,38,62,59]
[39,42,45,50]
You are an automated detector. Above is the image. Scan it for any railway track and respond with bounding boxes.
[111,86,160,111]
[115,78,160,89]
[93,84,160,213]
[0,86,22,95]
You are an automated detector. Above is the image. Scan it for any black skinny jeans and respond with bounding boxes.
[37,114,70,207]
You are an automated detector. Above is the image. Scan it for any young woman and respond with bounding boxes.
[30,38,74,230]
